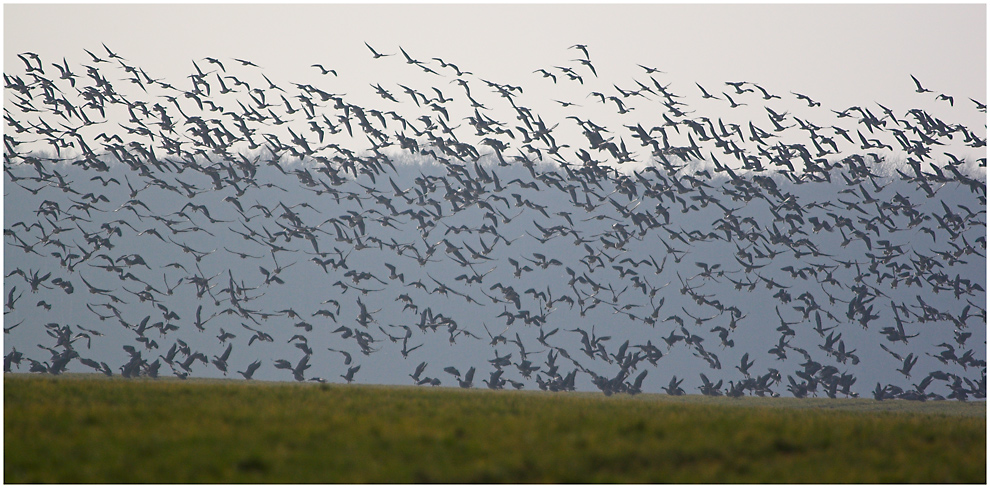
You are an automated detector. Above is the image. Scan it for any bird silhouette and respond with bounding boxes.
[1,42,983,402]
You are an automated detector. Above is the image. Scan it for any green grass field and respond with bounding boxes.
[5,373,985,483]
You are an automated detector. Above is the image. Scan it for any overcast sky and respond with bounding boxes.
[3,3,986,395]
[5,3,986,127]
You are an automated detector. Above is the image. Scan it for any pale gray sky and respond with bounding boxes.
[5,3,985,125]
[4,3,987,169]
[3,3,986,395]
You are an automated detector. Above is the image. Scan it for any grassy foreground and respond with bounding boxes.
[5,374,985,483]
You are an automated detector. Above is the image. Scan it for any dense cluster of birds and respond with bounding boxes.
[4,43,986,400]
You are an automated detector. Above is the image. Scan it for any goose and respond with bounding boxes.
[724,81,753,94]
[662,375,685,395]
[722,92,746,108]
[311,64,337,76]
[364,42,392,59]
[695,82,720,100]
[735,352,755,377]
[897,353,919,378]
[238,360,262,380]
[792,91,821,107]
[341,364,361,383]
[910,74,933,93]
[533,69,557,83]
[410,361,428,383]
[458,367,476,388]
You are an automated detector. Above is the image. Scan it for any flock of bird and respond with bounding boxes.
[3,43,986,400]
